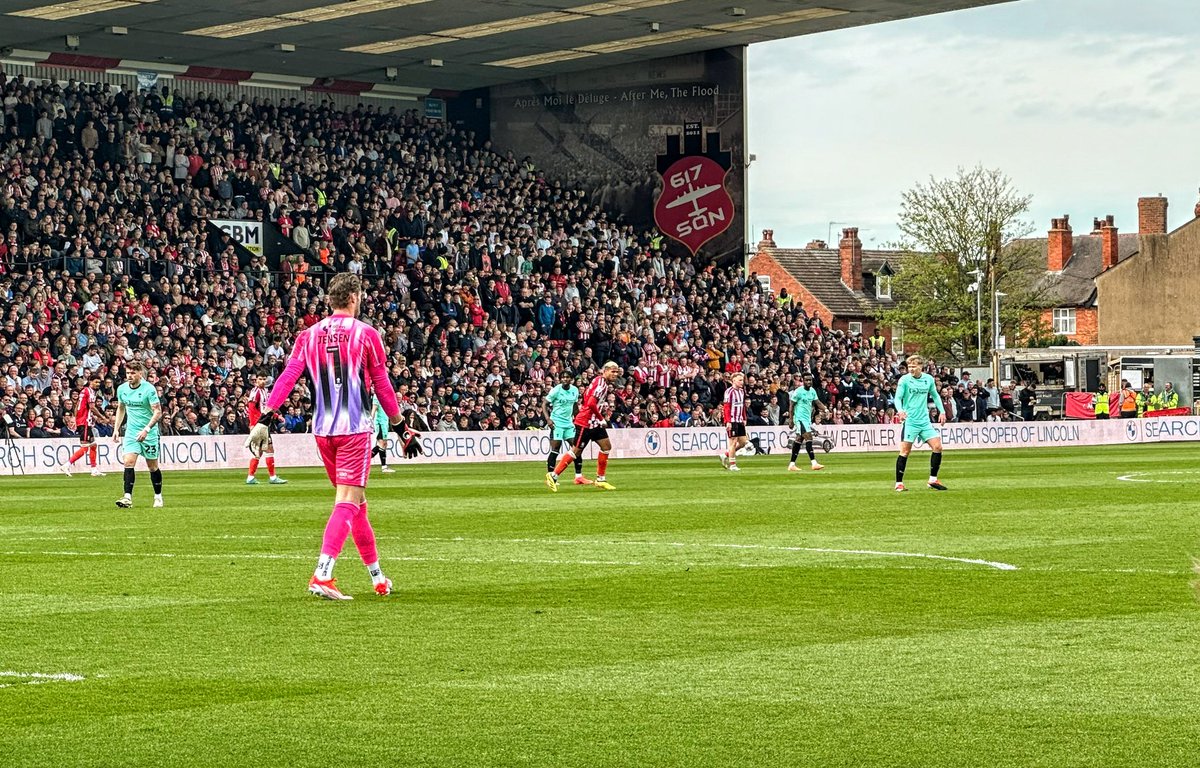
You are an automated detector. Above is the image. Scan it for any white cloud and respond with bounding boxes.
[747,0,1200,248]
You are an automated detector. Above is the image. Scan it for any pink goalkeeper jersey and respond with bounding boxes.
[267,313,400,436]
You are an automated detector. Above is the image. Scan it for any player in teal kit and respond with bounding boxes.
[112,360,165,508]
[370,393,395,474]
[893,354,948,492]
[544,369,589,485]
[786,372,830,471]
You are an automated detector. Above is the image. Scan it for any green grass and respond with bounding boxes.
[3,444,1200,766]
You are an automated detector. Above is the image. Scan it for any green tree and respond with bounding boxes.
[875,165,1048,363]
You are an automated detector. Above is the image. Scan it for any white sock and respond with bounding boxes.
[811,459,820,466]
[574,472,584,479]
[315,554,335,581]
[929,476,938,484]
[366,561,385,584]
[247,474,254,480]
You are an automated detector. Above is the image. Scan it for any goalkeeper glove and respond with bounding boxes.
[399,425,423,459]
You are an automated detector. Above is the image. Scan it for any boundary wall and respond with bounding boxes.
[4,417,1198,475]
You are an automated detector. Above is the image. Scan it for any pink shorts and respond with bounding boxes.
[314,432,373,488]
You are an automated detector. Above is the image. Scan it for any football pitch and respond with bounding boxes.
[3,444,1199,767]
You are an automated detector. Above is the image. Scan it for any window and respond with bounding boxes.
[876,275,891,299]
[891,324,904,352]
[848,321,863,336]
[757,275,771,293]
[1052,307,1076,335]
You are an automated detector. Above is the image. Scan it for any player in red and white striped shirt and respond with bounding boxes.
[546,361,620,491]
[721,372,748,471]
[245,373,286,485]
[62,375,106,477]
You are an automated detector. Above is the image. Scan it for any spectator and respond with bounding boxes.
[0,74,928,440]
[1019,381,1038,421]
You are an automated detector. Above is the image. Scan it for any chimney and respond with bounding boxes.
[839,227,863,291]
[804,239,827,250]
[1101,215,1119,271]
[757,229,776,249]
[1138,196,1168,235]
[1047,215,1072,271]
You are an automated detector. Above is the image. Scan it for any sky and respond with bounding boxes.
[746,0,1200,250]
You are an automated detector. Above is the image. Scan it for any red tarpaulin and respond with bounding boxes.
[1145,407,1191,418]
[1066,392,1189,420]
[1064,392,1097,419]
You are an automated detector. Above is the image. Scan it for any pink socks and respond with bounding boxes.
[320,501,359,558]
[350,502,378,565]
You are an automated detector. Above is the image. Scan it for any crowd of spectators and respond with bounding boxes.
[1,71,1009,443]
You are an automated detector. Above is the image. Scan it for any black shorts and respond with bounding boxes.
[727,422,747,438]
[573,427,609,452]
[78,424,93,444]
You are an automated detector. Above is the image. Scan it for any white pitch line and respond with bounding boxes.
[0,550,304,560]
[0,548,1182,575]
[421,537,1020,571]
[0,671,86,689]
[6,535,309,542]
[1117,470,1200,483]
[4,539,1021,571]
[0,551,646,567]
[710,543,1018,571]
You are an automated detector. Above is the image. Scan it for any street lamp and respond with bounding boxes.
[968,269,983,366]
[991,291,1006,382]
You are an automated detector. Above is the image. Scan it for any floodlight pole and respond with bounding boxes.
[992,290,1006,383]
[969,269,983,366]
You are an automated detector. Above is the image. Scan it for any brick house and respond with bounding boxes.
[1017,214,1140,345]
[1096,195,1200,345]
[749,227,903,347]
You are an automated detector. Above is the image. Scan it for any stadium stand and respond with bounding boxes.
[1,73,994,441]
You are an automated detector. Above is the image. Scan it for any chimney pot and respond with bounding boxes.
[1138,196,1168,235]
[1101,216,1119,271]
[839,227,863,291]
[1047,215,1073,271]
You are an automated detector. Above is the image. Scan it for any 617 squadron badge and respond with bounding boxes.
[654,122,735,255]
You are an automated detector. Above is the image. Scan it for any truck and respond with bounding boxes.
[999,346,1194,419]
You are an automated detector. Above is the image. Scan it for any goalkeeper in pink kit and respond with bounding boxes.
[249,274,404,600]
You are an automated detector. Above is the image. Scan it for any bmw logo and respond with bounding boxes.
[1125,422,1139,442]
[645,431,661,455]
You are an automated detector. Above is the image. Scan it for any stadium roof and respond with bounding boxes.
[0,0,1014,92]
